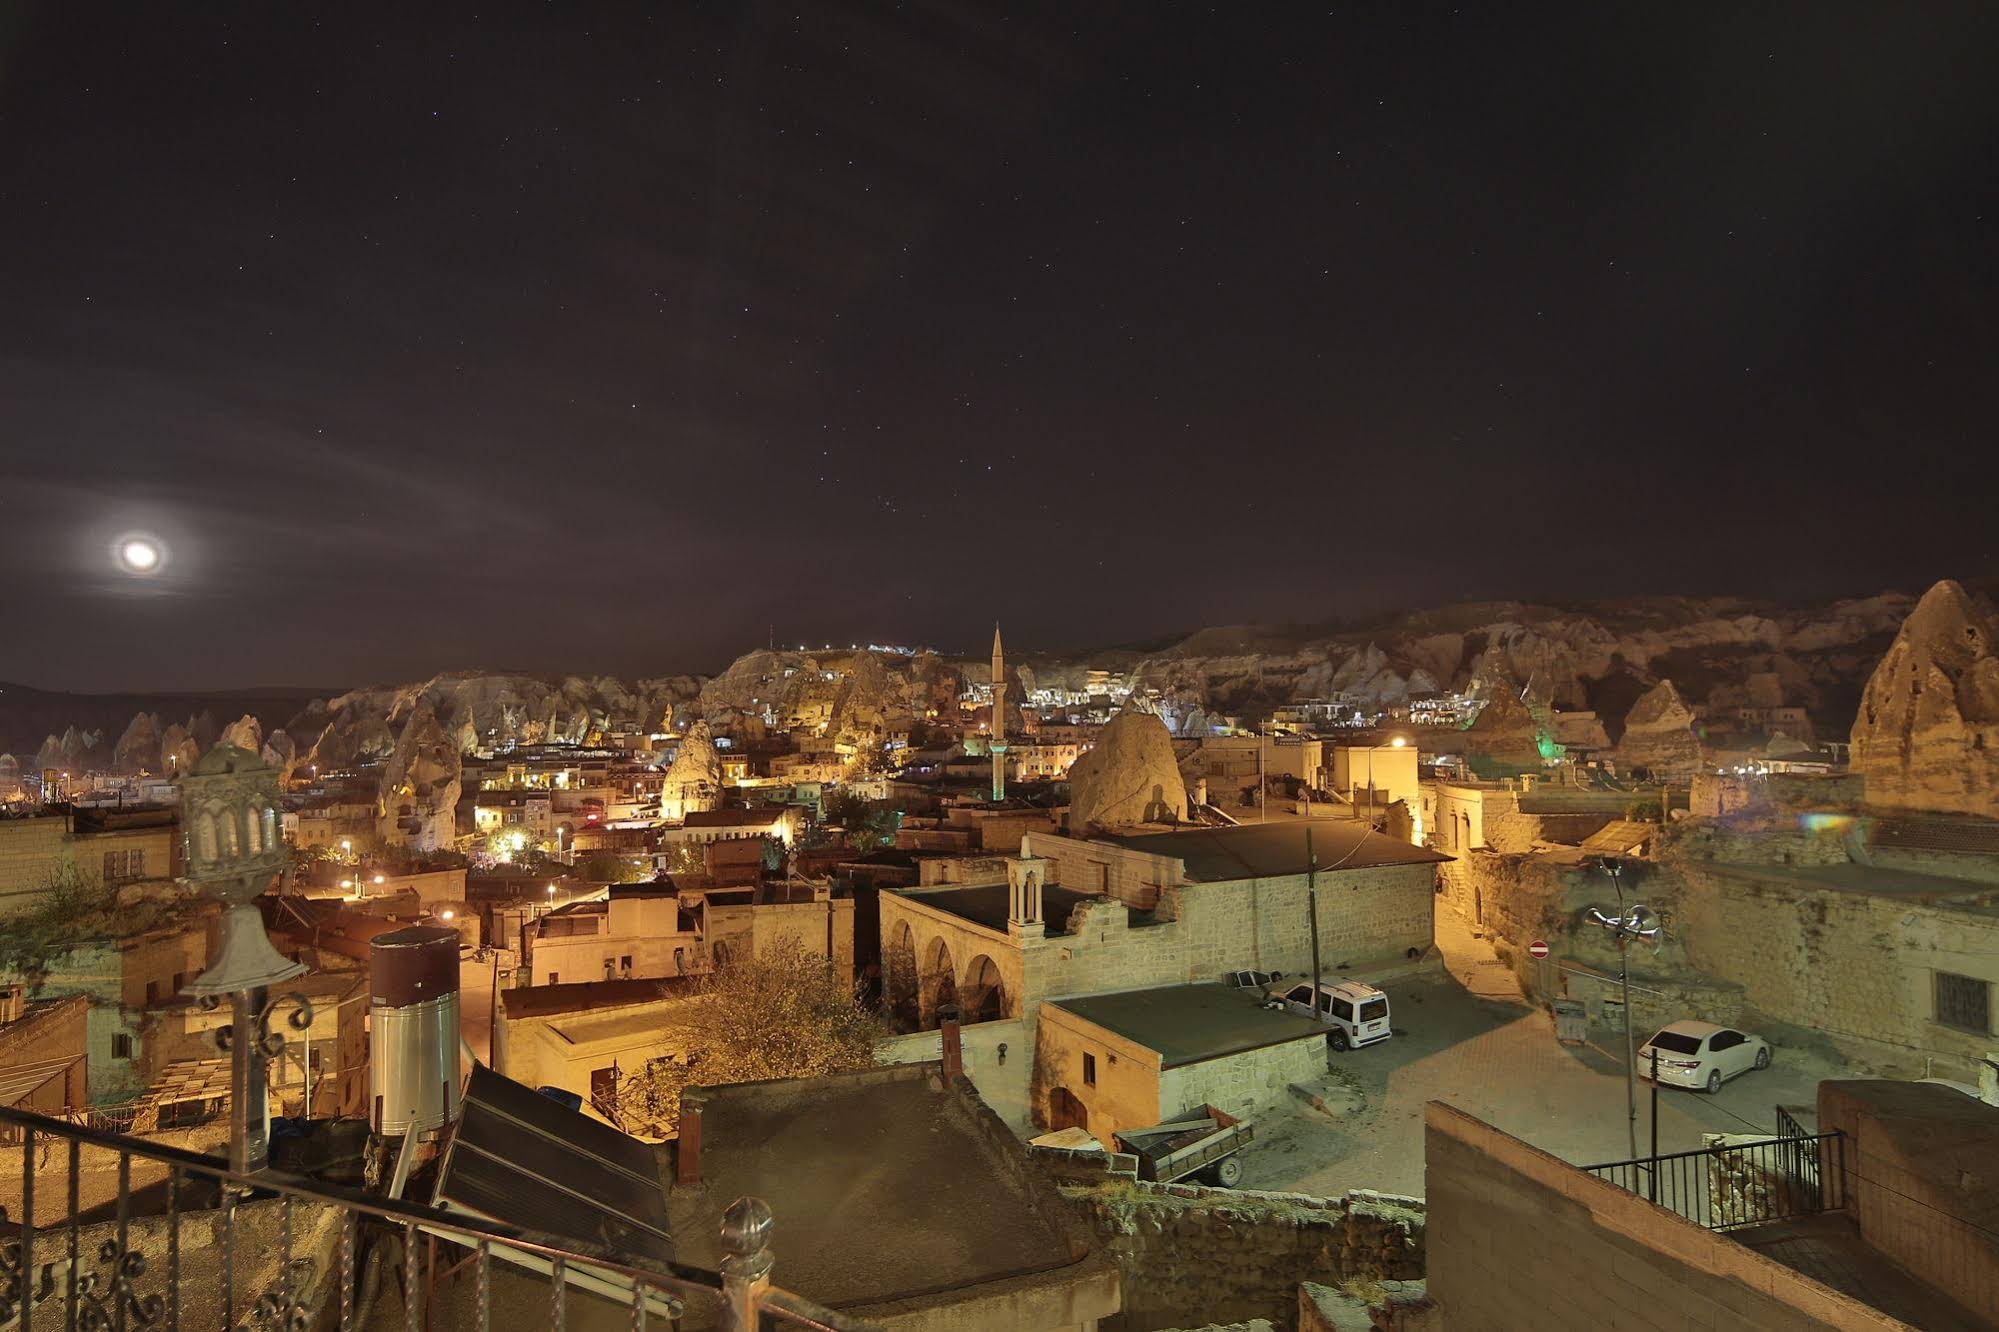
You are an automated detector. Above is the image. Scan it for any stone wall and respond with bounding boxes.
[1681,863,1999,1078]
[1161,1036,1327,1127]
[1424,1102,1885,1331]
[1043,1150,1424,1332]
[0,993,86,1113]
[0,815,76,919]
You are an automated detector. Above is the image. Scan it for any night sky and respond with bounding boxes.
[4,4,1996,692]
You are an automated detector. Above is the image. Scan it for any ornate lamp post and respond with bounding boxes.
[179,744,312,1173]
[1585,855,1659,1161]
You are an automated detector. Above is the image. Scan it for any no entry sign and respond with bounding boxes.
[1528,940,1550,959]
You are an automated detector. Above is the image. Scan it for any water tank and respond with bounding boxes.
[369,925,462,1136]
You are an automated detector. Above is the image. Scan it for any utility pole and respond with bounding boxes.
[1306,826,1323,1022]
[1257,730,1267,822]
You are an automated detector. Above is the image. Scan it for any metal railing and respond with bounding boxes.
[1581,1132,1844,1232]
[0,1104,871,1331]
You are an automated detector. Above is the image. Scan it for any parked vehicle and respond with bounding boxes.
[1226,969,1284,991]
[1113,1105,1253,1187]
[1271,979,1392,1051]
[1636,1020,1771,1093]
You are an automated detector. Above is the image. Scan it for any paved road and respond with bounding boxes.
[1241,913,1841,1198]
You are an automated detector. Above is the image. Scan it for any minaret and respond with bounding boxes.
[990,623,1008,802]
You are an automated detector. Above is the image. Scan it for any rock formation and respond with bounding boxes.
[375,704,462,851]
[159,722,201,776]
[1613,680,1703,779]
[218,714,264,755]
[1065,708,1188,829]
[1851,580,1999,817]
[113,712,162,773]
[1460,683,1543,767]
[660,720,722,821]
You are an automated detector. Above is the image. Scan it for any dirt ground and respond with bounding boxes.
[1238,909,1854,1198]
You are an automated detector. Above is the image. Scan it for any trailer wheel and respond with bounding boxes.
[1212,1157,1243,1188]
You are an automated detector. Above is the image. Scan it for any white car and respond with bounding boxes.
[1636,1020,1771,1093]
[1272,979,1392,1051]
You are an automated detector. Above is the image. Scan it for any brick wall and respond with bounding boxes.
[1424,1101,1884,1331]
[1045,1150,1424,1332]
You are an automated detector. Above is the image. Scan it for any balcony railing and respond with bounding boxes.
[0,1104,869,1331]
[1581,1131,1845,1232]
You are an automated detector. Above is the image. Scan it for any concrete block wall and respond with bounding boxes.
[1049,1151,1423,1332]
[1424,1102,1889,1331]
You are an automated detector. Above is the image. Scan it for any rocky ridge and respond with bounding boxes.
[1850,580,1999,817]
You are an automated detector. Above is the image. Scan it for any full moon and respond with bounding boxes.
[113,534,167,576]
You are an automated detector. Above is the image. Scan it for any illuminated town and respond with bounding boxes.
[3,7,1997,1331]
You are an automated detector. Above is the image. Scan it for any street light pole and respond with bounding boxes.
[1585,856,1657,1163]
[1306,826,1322,1023]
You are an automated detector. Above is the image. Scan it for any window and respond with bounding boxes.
[111,1034,133,1061]
[620,955,632,970]
[1710,1031,1743,1051]
[101,849,146,883]
[145,981,161,1005]
[548,972,559,985]
[1082,1053,1097,1086]
[1331,999,1354,1022]
[1937,972,1991,1034]
[1287,985,1313,1005]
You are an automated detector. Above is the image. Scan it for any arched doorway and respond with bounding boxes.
[884,921,919,1031]
[919,936,957,1028]
[961,955,1006,1023]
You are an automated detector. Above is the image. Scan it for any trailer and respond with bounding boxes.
[1113,1105,1253,1187]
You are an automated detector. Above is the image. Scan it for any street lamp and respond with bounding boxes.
[1584,856,1660,1160]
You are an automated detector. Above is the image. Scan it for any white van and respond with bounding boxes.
[1273,979,1392,1051]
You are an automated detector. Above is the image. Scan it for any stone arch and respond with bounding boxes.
[961,954,1005,1023]
[918,935,957,1029]
[195,809,220,862]
[884,920,920,1031]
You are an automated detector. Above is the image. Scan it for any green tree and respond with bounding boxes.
[612,937,885,1138]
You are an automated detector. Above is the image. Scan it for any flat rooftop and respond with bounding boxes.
[499,977,697,1020]
[1708,861,1999,907]
[1091,819,1450,881]
[668,1064,1086,1311]
[900,881,1113,935]
[1049,983,1326,1067]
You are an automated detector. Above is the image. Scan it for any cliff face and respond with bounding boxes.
[1851,580,1999,817]
[1112,594,1911,731]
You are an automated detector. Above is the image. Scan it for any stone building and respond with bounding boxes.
[0,989,89,1114]
[669,1060,1121,1328]
[878,820,1446,1035]
[0,804,180,921]
[1035,982,1326,1140]
[494,978,702,1129]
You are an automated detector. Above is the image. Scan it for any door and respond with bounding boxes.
[1284,984,1316,1020]
[1710,1030,1748,1076]
[1048,1087,1089,1133]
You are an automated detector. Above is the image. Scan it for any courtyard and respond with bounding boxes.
[1235,910,1850,1197]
